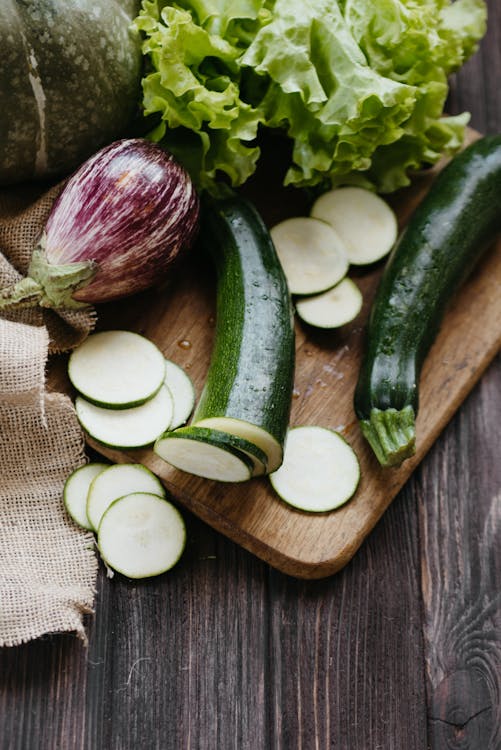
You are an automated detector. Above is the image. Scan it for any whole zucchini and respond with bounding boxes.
[192,193,295,473]
[354,135,501,467]
[0,0,141,185]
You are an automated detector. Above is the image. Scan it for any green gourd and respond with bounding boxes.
[354,135,501,467]
[191,193,296,474]
[0,0,142,185]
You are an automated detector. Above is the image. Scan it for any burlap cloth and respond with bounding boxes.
[0,183,99,647]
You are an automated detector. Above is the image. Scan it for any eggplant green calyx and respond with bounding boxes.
[359,405,416,468]
[0,248,97,311]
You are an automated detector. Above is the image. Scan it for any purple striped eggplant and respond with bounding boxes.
[0,139,199,309]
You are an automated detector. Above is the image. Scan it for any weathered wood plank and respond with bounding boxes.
[266,485,428,749]
[80,515,270,750]
[0,636,87,750]
[418,363,501,750]
[421,7,501,747]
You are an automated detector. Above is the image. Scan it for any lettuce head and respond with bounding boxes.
[133,0,487,193]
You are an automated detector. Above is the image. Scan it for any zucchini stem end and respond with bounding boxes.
[360,405,416,468]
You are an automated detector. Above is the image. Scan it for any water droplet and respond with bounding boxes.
[315,378,328,388]
[292,388,301,399]
[178,339,192,350]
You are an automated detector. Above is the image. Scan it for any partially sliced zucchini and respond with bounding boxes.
[63,462,109,530]
[270,216,349,295]
[269,426,360,512]
[311,187,397,265]
[68,330,166,408]
[155,426,255,482]
[164,359,196,430]
[295,278,363,329]
[86,463,166,532]
[75,385,173,449]
[97,492,186,579]
[190,194,295,474]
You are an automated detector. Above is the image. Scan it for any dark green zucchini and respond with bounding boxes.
[192,192,295,473]
[354,135,501,467]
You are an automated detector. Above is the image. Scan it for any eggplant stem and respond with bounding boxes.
[0,250,97,311]
[0,277,43,310]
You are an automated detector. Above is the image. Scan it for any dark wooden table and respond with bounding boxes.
[2,7,500,749]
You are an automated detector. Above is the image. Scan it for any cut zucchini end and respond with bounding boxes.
[154,429,254,483]
[194,417,283,473]
[360,406,416,468]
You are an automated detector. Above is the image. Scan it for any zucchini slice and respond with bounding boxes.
[191,194,295,473]
[155,426,255,482]
[164,359,196,430]
[63,462,108,530]
[97,493,186,579]
[311,187,397,265]
[354,135,501,467]
[295,278,363,329]
[270,216,349,295]
[75,385,173,449]
[269,426,360,512]
[193,417,279,475]
[86,463,166,532]
[68,330,166,408]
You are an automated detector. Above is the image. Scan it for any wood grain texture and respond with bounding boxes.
[421,8,501,747]
[51,137,501,580]
[1,4,500,750]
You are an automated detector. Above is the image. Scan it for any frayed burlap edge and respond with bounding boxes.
[0,182,99,647]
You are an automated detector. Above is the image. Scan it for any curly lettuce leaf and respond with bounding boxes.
[134,1,268,190]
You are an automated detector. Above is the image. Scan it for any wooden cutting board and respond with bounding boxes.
[49,133,501,579]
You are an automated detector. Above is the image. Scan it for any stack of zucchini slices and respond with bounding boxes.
[70,329,196,449]
[271,186,398,329]
[64,461,186,579]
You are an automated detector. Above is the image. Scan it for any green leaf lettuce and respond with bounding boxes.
[133,0,487,193]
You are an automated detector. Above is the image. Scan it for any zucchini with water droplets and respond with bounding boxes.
[189,193,295,473]
[354,135,501,467]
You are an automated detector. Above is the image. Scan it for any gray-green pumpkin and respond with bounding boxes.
[0,0,142,186]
